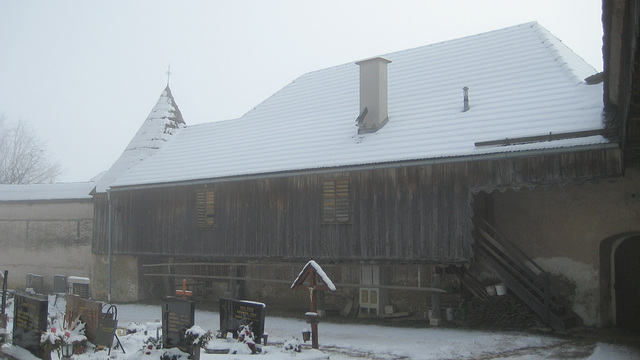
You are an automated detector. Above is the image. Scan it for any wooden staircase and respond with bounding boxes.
[474,218,582,331]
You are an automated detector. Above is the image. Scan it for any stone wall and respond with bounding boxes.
[0,201,93,293]
[489,166,640,326]
[91,254,139,302]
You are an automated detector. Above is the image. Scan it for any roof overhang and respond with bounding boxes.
[108,142,620,192]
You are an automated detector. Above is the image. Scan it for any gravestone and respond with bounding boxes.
[26,273,44,294]
[95,318,118,350]
[219,298,266,343]
[53,275,67,294]
[68,276,90,299]
[66,294,102,343]
[12,292,48,358]
[162,297,195,354]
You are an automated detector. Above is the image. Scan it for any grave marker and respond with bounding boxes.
[162,297,195,354]
[12,292,48,358]
[53,275,67,294]
[219,298,266,343]
[291,261,337,349]
[95,318,118,350]
[66,294,102,343]
[68,276,90,299]
[175,279,193,299]
[26,273,44,294]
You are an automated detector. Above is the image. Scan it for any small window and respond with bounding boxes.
[361,289,369,304]
[196,188,215,227]
[322,178,350,223]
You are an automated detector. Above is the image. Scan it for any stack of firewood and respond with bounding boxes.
[464,293,542,329]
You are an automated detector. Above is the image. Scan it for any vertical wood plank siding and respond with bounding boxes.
[92,148,622,262]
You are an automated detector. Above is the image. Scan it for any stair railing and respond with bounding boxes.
[474,218,554,324]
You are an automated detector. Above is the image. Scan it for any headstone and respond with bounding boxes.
[162,297,195,354]
[25,273,44,294]
[219,298,266,343]
[12,292,48,358]
[65,294,102,343]
[95,318,118,349]
[53,275,67,294]
[68,276,90,299]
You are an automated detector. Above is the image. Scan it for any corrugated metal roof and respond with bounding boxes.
[111,22,606,189]
[95,86,185,192]
[0,182,95,201]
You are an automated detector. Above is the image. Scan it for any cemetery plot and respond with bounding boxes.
[68,276,90,299]
[162,297,195,354]
[95,318,118,350]
[66,295,102,343]
[53,275,67,294]
[12,292,48,358]
[219,298,266,343]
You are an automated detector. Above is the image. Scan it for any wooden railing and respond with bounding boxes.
[474,218,580,331]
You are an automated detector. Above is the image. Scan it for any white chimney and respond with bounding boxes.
[355,57,391,134]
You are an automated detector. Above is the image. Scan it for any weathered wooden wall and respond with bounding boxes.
[92,147,622,263]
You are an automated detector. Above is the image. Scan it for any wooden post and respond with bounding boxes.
[1,270,7,319]
[430,267,443,326]
[310,273,319,349]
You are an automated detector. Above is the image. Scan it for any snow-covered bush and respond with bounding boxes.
[185,325,212,348]
[140,336,161,355]
[283,337,302,352]
[160,347,189,360]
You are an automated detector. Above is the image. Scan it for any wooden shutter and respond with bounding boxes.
[323,178,350,223]
[196,189,215,227]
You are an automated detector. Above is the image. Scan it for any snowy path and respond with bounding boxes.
[1,299,639,359]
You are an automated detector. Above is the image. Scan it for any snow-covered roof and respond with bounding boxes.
[95,86,186,193]
[0,182,95,202]
[111,22,606,189]
[291,260,337,291]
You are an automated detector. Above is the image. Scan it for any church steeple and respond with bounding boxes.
[94,84,187,192]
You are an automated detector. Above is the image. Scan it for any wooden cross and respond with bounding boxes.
[175,279,192,299]
[166,65,172,86]
[291,261,335,350]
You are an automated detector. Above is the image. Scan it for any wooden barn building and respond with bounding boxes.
[91,5,640,331]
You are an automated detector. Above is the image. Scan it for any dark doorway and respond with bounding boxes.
[615,237,640,331]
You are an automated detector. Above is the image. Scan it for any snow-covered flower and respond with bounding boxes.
[185,325,213,349]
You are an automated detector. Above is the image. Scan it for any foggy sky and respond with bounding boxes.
[0,0,604,182]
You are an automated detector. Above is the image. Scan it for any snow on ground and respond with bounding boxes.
[1,295,639,360]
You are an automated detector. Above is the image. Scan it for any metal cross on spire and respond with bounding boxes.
[166,65,172,86]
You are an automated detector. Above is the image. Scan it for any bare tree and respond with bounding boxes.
[0,116,62,184]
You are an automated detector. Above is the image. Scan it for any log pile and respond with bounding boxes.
[464,293,543,329]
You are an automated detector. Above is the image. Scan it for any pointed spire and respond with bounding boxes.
[94,85,186,192]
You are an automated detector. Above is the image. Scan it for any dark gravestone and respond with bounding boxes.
[53,275,67,294]
[13,292,48,358]
[219,298,266,343]
[66,295,102,343]
[95,318,118,349]
[26,274,44,294]
[162,297,195,354]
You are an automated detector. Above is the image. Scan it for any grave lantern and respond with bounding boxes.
[61,342,74,359]
[302,329,311,342]
[290,260,336,349]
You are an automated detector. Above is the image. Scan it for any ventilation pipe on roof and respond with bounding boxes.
[463,86,470,112]
[356,57,391,134]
